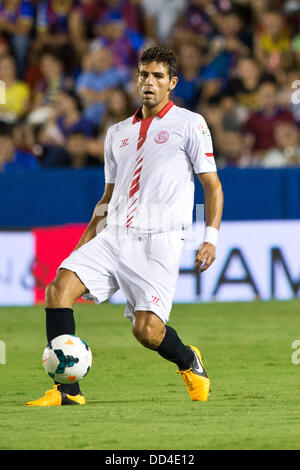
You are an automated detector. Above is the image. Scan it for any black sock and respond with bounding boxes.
[156,326,195,370]
[46,307,80,396]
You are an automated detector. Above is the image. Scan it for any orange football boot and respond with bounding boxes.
[26,384,86,406]
[177,345,210,401]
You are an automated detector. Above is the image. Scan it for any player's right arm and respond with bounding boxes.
[74,126,117,250]
[73,183,115,250]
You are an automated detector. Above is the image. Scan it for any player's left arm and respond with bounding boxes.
[195,172,224,272]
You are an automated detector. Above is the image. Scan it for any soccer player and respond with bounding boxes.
[26,46,223,407]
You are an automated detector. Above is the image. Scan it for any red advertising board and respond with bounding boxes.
[32,224,87,303]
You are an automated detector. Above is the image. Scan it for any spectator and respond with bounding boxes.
[0,0,297,171]
[0,122,39,172]
[75,45,129,127]
[172,42,203,110]
[39,89,94,167]
[85,86,134,164]
[253,9,294,75]
[101,0,144,34]
[35,0,76,49]
[214,8,253,58]
[198,7,254,88]
[219,93,247,131]
[171,0,218,50]
[217,130,253,168]
[243,79,296,155]
[199,35,235,86]
[92,10,145,70]
[142,0,187,44]
[0,53,30,123]
[262,122,300,167]
[69,0,105,58]
[0,0,35,78]
[224,57,265,118]
[27,47,70,125]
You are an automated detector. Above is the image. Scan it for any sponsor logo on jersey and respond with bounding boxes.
[120,138,129,148]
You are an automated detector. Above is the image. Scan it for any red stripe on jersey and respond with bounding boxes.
[127,206,137,218]
[137,117,154,150]
[128,197,137,210]
[136,149,144,161]
[135,157,143,168]
[129,182,139,199]
[133,166,142,177]
[130,175,140,189]
[126,215,134,225]
[205,153,214,157]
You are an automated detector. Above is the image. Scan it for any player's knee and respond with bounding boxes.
[45,278,70,306]
[45,280,63,305]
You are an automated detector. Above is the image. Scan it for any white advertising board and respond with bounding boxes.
[0,221,299,306]
[0,232,35,306]
[111,220,300,304]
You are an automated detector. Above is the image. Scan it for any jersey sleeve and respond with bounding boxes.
[104,127,118,184]
[184,114,217,174]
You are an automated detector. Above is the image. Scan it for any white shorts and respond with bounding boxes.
[59,227,184,324]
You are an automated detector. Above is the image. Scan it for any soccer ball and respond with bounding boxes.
[42,334,92,384]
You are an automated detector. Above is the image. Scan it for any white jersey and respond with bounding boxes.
[104,101,217,235]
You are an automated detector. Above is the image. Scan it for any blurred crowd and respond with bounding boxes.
[0,0,299,172]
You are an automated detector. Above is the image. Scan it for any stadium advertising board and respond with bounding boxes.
[0,221,299,306]
[0,232,35,306]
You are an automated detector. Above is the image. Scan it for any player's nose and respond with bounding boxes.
[144,74,155,85]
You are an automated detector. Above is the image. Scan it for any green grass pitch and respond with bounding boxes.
[0,300,300,450]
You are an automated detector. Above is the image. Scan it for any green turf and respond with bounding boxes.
[0,300,300,450]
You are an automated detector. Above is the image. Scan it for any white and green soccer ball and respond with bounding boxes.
[42,334,92,384]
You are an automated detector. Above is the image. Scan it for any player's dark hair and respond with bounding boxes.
[138,46,177,79]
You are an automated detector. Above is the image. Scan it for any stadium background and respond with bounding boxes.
[0,0,299,306]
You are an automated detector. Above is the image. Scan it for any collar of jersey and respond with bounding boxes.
[132,100,174,124]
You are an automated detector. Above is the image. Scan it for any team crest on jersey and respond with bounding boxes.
[154,131,169,144]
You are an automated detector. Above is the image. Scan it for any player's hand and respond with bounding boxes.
[195,242,216,272]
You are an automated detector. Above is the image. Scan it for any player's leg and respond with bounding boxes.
[132,311,194,368]
[132,311,210,402]
[27,230,120,406]
[26,269,87,406]
[45,267,87,349]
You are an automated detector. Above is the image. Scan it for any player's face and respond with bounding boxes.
[137,62,178,113]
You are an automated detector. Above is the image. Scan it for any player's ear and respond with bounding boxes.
[168,76,178,92]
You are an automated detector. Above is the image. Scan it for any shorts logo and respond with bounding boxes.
[151,296,160,305]
[120,138,129,148]
[154,131,169,144]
